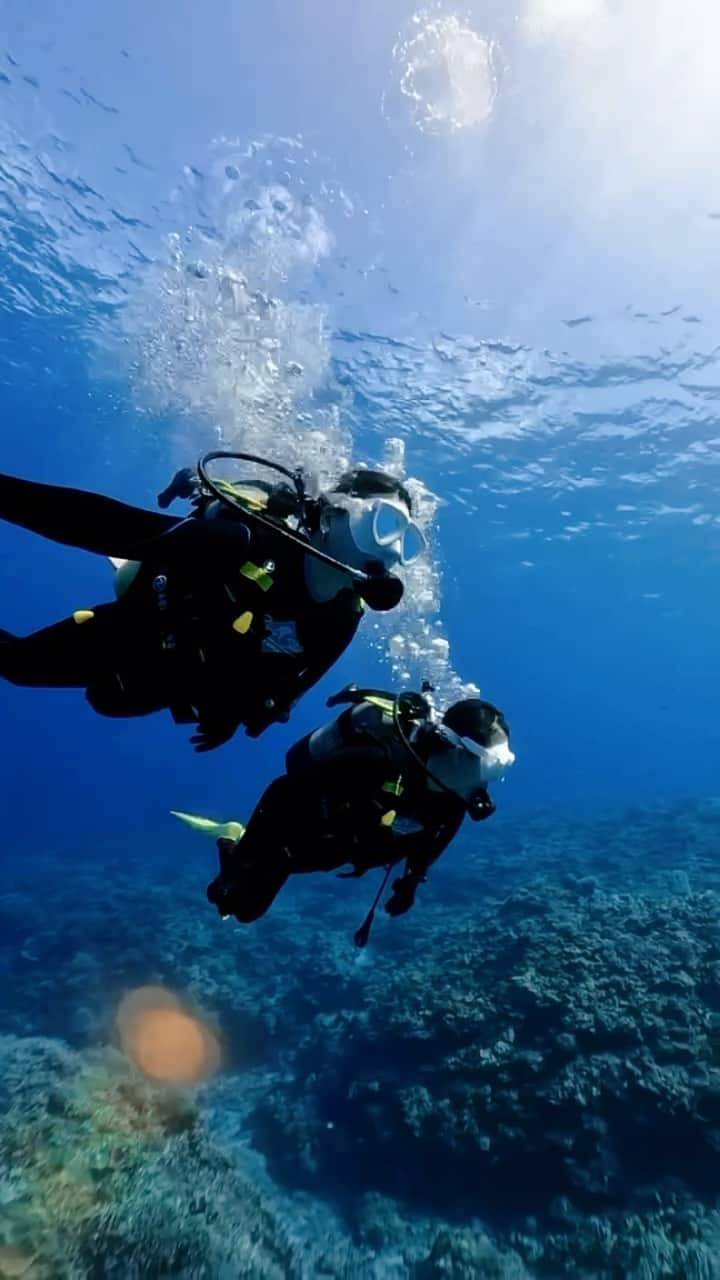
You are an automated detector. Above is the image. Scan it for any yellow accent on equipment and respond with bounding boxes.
[382,778,404,796]
[73,609,95,625]
[365,694,395,716]
[232,611,254,635]
[214,480,269,511]
[240,561,274,592]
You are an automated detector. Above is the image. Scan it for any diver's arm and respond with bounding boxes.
[242,604,362,739]
[286,602,363,708]
[264,648,343,729]
[189,680,257,751]
[0,471,252,564]
[140,515,251,565]
[0,472,180,557]
[406,809,465,877]
[384,813,464,917]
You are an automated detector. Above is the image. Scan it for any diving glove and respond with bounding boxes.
[157,467,199,509]
[190,715,240,753]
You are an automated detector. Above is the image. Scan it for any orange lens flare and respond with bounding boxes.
[115,986,221,1085]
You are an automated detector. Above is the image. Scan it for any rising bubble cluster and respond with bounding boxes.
[388,11,498,136]
[119,140,468,700]
[120,137,353,484]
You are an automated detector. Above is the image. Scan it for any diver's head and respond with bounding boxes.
[427,698,515,807]
[319,468,426,577]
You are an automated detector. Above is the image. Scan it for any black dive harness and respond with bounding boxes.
[196,451,403,613]
[326,684,495,947]
[326,684,495,822]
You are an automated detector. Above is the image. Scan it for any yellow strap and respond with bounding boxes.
[232,611,254,635]
[214,480,269,511]
[240,561,274,592]
[365,694,395,716]
[380,809,397,827]
[73,609,95,625]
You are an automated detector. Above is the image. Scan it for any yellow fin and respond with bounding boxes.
[73,609,95,625]
[171,811,245,841]
[380,809,397,827]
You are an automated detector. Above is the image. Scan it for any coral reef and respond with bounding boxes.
[253,884,720,1208]
[3,796,720,1275]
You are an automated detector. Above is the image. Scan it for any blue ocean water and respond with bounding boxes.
[2,2,720,1276]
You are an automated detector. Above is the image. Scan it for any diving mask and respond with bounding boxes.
[328,493,427,569]
[436,723,516,786]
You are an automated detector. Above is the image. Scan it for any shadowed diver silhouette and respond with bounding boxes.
[0,454,421,748]
[175,685,514,944]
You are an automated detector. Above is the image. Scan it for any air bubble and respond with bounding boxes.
[387,12,498,136]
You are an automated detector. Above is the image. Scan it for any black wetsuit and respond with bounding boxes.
[207,694,471,922]
[0,472,364,747]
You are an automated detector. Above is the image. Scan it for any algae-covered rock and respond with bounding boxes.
[415,1227,528,1278]
[0,1034,300,1278]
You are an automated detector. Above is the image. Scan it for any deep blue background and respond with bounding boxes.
[2,0,720,872]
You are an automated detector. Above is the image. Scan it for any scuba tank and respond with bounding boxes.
[109,557,141,598]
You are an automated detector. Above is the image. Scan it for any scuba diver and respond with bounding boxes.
[175,685,515,944]
[0,453,426,749]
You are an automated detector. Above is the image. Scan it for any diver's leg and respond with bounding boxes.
[207,836,290,921]
[207,777,297,920]
[210,858,290,923]
[0,472,179,558]
[0,604,115,687]
[0,606,168,718]
[236,776,296,846]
